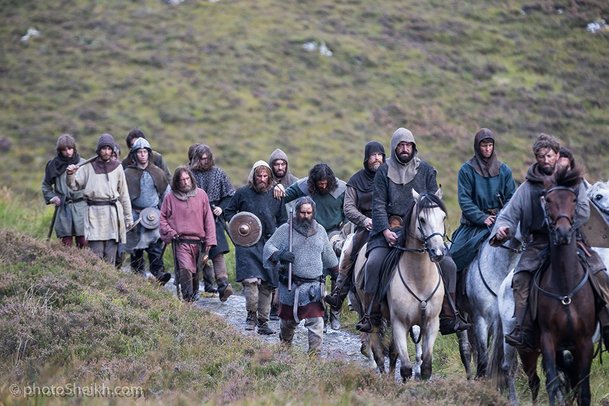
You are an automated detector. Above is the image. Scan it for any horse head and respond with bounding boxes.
[587,180,609,218]
[411,188,446,263]
[543,167,583,246]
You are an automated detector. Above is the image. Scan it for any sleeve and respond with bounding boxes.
[160,194,177,243]
[223,190,240,222]
[501,165,517,205]
[263,225,287,268]
[457,165,488,226]
[320,229,339,269]
[276,198,288,227]
[426,165,439,194]
[343,186,367,227]
[371,167,390,235]
[574,183,590,229]
[200,191,217,247]
[41,163,57,204]
[117,169,133,227]
[283,181,304,204]
[493,183,526,239]
[67,166,86,192]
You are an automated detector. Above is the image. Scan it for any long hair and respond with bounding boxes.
[171,165,196,192]
[191,144,215,169]
[126,128,146,149]
[56,134,76,154]
[307,163,338,195]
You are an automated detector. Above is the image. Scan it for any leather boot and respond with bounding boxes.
[356,293,375,333]
[245,311,257,331]
[439,292,471,335]
[217,278,233,302]
[324,272,351,310]
[257,318,276,335]
[505,273,533,351]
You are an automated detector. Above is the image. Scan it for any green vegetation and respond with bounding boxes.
[2,0,609,404]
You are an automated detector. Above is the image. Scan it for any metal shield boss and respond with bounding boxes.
[125,208,161,252]
[228,211,262,247]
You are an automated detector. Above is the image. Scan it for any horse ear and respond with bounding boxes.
[412,189,420,200]
[435,188,443,199]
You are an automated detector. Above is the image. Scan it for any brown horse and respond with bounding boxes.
[519,167,596,405]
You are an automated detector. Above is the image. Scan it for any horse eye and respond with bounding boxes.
[595,194,602,201]
[419,217,426,224]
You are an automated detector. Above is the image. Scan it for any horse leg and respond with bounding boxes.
[519,349,541,404]
[370,326,386,374]
[420,324,438,380]
[539,335,560,406]
[571,344,593,406]
[392,321,412,381]
[473,315,489,378]
[457,329,473,380]
[410,325,422,378]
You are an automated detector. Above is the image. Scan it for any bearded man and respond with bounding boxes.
[324,141,385,312]
[66,133,133,264]
[160,166,217,302]
[190,144,236,297]
[124,137,172,285]
[224,161,287,335]
[492,133,609,350]
[42,134,88,248]
[264,197,339,356]
[356,127,470,335]
[450,128,516,274]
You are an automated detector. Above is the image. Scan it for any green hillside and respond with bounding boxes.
[2,0,609,229]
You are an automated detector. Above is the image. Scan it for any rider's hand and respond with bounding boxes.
[484,215,496,227]
[363,217,373,231]
[212,206,223,217]
[383,228,398,247]
[49,196,61,206]
[494,226,510,242]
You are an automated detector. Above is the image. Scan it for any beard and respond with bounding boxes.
[368,161,381,172]
[254,179,270,193]
[397,152,412,164]
[541,164,555,175]
[296,217,313,230]
[316,187,330,195]
[273,169,286,178]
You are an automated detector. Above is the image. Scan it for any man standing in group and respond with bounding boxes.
[42,134,88,248]
[160,166,218,302]
[224,161,287,335]
[324,141,385,312]
[281,163,346,329]
[122,128,171,181]
[66,133,133,265]
[264,197,339,356]
[450,128,516,274]
[268,148,298,320]
[124,137,172,285]
[356,127,470,335]
[491,133,609,350]
[190,144,235,300]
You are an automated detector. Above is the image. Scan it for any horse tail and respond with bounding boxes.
[489,317,508,390]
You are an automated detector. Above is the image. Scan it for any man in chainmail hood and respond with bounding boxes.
[264,197,339,356]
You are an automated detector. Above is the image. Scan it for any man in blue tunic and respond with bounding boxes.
[450,128,516,273]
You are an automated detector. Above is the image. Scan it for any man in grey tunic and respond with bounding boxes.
[264,197,339,356]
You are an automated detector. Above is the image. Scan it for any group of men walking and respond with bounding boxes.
[43,126,609,355]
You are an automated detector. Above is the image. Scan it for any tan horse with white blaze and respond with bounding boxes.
[387,189,446,380]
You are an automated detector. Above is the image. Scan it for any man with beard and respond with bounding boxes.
[42,134,88,248]
[324,141,385,313]
[268,148,298,320]
[492,133,609,350]
[122,128,171,181]
[224,161,287,335]
[356,128,470,335]
[124,137,172,285]
[189,144,236,300]
[264,197,339,356]
[450,128,516,274]
[160,166,217,302]
[66,133,133,264]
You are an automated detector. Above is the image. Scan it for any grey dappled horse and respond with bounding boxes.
[587,180,609,267]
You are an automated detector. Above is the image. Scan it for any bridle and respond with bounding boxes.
[542,185,577,246]
[396,194,447,256]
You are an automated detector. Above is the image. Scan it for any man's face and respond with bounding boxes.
[479,140,494,159]
[367,152,384,172]
[316,179,330,195]
[272,159,287,178]
[136,148,149,166]
[60,147,74,159]
[254,168,270,192]
[297,203,314,224]
[99,146,113,162]
[395,141,414,163]
[198,154,213,170]
[178,171,192,192]
[535,147,558,175]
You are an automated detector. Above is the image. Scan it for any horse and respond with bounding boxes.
[386,189,447,381]
[459,228,523,381]
[586,179,609,267]
[501,168,596,405]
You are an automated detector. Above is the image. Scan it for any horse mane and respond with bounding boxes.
[552,165,583,189]
[398,192,445,245]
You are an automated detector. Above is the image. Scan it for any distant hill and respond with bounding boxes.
[2,0,608,227]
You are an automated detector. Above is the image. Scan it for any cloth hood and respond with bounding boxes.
[248,160,272,184]
[96,133,116,154]
[387,128,420,185]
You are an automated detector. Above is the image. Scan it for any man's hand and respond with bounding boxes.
[383,228,398,247]
[279,250,295,263]
[66,164,78,176]
[363,217,373,231]
[273,184,286,200]
[490,226,510,246]
[484,215,496,227]
[212,206,223,217]
[49,196,61,206]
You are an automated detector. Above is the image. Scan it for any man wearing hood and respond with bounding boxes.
[160,166,217,302]
[66,133,133,265]
[450,128,516,273]
[324,141,385,314]
[224,161,287,335]
[356,128,470,335]
[190,144,236,295]
[42,134,88,248]
[124,137,172,285]
[492,133,609,351]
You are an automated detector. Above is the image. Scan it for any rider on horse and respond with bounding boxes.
[492,133,609,351]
